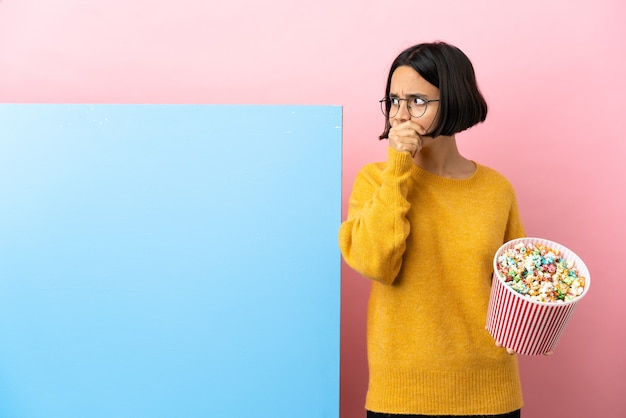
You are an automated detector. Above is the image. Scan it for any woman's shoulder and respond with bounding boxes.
[354,160,387,179]
[349,162,386,192]
[359,160,387,173]
[474,163,516,191]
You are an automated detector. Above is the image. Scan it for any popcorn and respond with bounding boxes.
[487,238,591,355]
[496,243,586,303]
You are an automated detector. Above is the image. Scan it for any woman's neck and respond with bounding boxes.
[413,135,476,179]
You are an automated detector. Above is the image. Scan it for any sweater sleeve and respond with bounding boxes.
[338,147,414,285]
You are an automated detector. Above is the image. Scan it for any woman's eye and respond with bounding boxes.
[411,97,426,105]
[390,98,401,106]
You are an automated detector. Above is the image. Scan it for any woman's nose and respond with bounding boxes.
[394,100,411,122]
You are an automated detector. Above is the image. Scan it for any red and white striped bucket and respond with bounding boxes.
[486,238,591,355]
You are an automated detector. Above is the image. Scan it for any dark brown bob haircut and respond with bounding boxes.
[379,42,488,139]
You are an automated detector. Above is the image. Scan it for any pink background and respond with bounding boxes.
[1,1,624,417]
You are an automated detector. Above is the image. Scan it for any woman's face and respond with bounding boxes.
[389,65,440,134]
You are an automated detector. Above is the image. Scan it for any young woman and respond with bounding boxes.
[339,42,525,417]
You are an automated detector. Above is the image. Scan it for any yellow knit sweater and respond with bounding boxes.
[339,147,526,416]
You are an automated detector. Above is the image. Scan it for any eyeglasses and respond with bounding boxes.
[379,96,440,119]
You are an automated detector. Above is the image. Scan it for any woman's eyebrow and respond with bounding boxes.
[389,92,429,99]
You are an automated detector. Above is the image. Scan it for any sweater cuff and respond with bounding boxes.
[387,147,415,175]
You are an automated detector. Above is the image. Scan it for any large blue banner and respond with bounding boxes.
[0,105,341,418]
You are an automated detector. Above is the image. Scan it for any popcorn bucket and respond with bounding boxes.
[486,237,591,355]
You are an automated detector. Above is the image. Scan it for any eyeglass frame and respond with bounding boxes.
[379,96,440,119]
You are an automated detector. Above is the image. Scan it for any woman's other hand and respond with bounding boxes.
[495,341,554,356]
